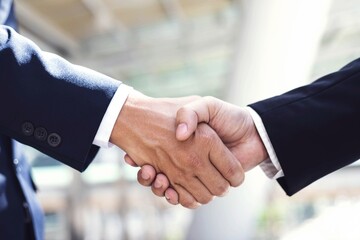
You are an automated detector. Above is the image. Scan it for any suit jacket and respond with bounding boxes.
[250,58,360,196]
[0,0,120,239]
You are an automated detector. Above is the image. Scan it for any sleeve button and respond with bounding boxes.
[47,133,61,147]
[22,122,34,136]
[34,127,48,141]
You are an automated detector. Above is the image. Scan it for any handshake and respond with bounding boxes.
[110,90,269,208]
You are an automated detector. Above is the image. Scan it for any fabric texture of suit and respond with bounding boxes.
[250,58,360,196]
[0,0,121,239]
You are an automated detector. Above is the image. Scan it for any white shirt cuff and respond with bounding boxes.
[92,84,133,148]
[246,107,284,179]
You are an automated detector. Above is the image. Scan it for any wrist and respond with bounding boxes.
[241,107,269,171]
[252,123,270,165]
[110,90,153,150]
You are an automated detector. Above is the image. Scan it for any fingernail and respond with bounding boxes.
[221,188,229,197]
[141,171,150,180]
[191,202,201,209]
[177,123,188,135]
[165,192,170,200]
[154,180,162,189]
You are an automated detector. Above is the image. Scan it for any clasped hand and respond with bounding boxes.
[111,92,268,208]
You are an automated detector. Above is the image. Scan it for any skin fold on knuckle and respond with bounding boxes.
[224,160,243,186]
[198,195,214,205]
[196,125,216,149]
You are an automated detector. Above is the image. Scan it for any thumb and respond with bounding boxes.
[176,97,216,141]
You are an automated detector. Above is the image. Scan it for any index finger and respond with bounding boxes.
[198,124,245,187]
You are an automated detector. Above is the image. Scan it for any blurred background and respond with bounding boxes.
[15,0,360,239]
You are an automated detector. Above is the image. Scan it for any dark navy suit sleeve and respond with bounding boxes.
[0,26,121,171]
[249,58,360,196]
[0,174,7,211]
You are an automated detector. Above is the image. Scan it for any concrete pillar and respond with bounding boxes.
[186,0,332,239]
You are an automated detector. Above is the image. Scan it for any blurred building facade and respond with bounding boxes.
[14,0,360,239]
